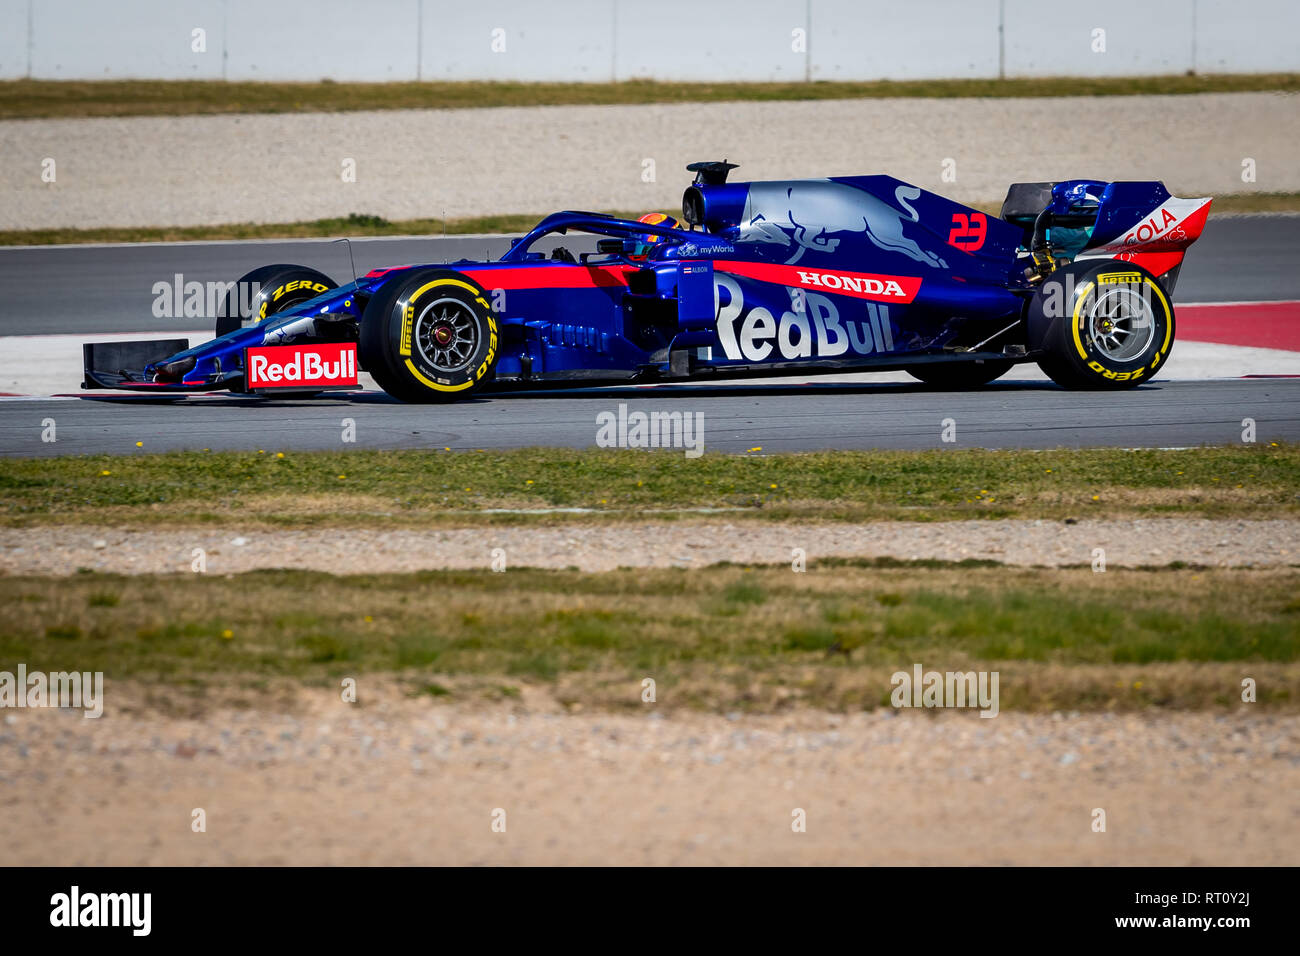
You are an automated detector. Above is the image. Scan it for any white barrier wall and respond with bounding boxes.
[423,3,614,82]
[1,0,1296,81]
[1196,0,1300,73]
[224,0,420,82]
[614,0,806,82]
[1004,0,1195,77]
[810,0,1002,80]
[0,0,29,79]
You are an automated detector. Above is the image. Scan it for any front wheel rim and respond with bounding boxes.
[414,298,479,373]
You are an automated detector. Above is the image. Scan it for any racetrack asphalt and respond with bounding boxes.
[0,233,572,337]
[3,378,1297,457]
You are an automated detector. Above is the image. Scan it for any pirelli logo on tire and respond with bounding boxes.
[272,280,330,301]
[476,315,499,382]
[1086,361,1145,381]
[400,304,415,357]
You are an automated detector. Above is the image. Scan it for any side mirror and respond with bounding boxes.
[596,238,639,254]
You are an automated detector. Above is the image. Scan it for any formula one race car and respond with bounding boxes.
[83,163,1211,400]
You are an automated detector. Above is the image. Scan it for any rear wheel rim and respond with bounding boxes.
[1085,287,1155,363]
[414,298,479,373]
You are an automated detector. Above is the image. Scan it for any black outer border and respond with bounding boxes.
[5,865,1273,942]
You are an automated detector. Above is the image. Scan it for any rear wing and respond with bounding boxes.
[1000,179,1211,292]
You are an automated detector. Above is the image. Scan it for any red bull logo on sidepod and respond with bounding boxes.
[713,273,897,363]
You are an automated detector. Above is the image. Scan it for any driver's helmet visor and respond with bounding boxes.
[630,212,679,259]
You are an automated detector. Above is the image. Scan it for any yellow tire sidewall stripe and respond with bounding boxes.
[1071,275,1172,367]
[398,277,494,393]
[403,359,475,391]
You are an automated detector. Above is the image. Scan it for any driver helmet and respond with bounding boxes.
[629,212,679,259]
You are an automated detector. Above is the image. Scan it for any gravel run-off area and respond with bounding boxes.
[1,690,1296,865]
[3,92,1297,230]
[2,518,1296,575]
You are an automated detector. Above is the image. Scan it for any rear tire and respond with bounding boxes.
[1029,261,1174,389]
[907,360,1014,388]
[358,269,499,403]
[216,264,337,338]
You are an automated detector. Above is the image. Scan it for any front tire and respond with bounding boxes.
[1030,261,1174,389]
[216,264,337,337]
[907,360,1014,388]
[358,269,499,402]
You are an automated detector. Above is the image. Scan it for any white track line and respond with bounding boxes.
[2,332,1298,401]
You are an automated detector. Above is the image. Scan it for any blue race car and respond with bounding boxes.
[82,162,1212,400]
